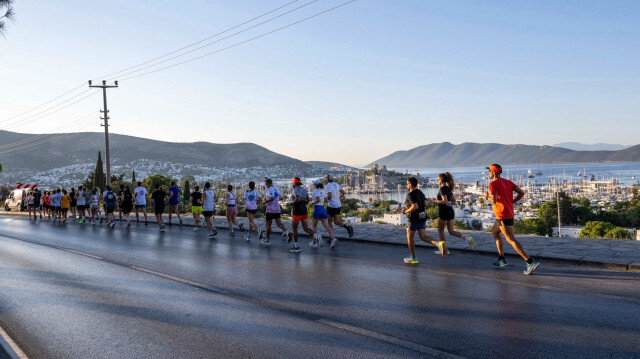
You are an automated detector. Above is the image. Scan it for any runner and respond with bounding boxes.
[309,180,337,249]
[121,185,134,228]
[60,189,70,224]
[434,172,475,252]
[288,177,314,252]
[69,187,76,219]
[42,191,50,219]
[485,164,540,275]
[76,186,87,224]
[117,184,125,224]
[51,189,62,222]
[224,184,241,236]
[261,177,289,246]
[150,184,167,232]
[134,181,148,225]
[26,191,35,220]
[190,185,203,231]
[401,176,444,264]
[84,188,91,222]
[242,181,260,242]
[167,181,183,227]
[325,174,353,239]
[33,188,43,220]
[90,188,100,224]
[103,185,117,228]
[202,182,217,239]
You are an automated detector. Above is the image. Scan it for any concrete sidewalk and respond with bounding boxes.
[3,211,639,272]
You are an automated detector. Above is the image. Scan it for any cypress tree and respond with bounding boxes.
[132,170,136,184]
[183,180,190,207]
[93,151,106,190]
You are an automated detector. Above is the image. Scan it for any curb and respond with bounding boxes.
[0,325,25,359]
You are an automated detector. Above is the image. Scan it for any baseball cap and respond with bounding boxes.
[313,179,322,186]
[325,173,334,181]
[486,164,502,174]
[292,177,302,185]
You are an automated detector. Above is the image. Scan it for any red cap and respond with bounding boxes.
[486,164,502,174]
[292,177,302,185]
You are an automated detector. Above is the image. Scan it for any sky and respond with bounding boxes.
[0,0,638,166]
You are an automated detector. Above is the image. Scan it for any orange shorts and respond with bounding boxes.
[292,214,308,221]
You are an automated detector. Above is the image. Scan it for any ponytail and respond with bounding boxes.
[444,172,455,191]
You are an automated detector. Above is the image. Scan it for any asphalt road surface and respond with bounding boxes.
[0,215,639,359]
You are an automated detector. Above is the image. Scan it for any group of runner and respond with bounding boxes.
[18,164,539,274]
[402,164,540,275]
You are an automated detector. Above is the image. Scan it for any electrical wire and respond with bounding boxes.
[0,112,98,150]
[0,122,97,156]
[120,0,356,82]
[0,82,87,124]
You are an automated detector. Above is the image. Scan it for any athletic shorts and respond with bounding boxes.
[292,214,308,221]
[61,208,68,215]
[33,203,40,209]
[154,207,164,215]
[135,204,146,209]
[192,206,203,214]
[202,211,213,218]
[312,205,328,220]
[106,207,115,214]
[54,206,61,211]
[169,201,179,206]
[266,212,281,221]
[70,200,77,207]
[327,206,341,217]
[438,206,455,221]
[407,221,426,231]
[246,209,257,215]
[499,218,514,226]
[91,204,99,211]
[76,205,85,210]
[226,206,237,217]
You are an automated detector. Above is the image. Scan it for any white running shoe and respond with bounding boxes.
[330,238,338,249]
[309,241,319,248]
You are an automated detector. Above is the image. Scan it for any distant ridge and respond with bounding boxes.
[369,142,640,168]
[553,142,632,151]
[0,130,310,171]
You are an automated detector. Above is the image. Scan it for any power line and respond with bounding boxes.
[96,0,302,81]
[120,0,356,82]
[0,83,86,123]
[110,0,320,81]
[0,112,98,150]
[0,122,96,156]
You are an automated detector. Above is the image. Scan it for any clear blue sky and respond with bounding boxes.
[1,0,638,166]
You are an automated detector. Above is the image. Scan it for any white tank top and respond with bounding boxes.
[203,189,215,211]
[227,192,236,206]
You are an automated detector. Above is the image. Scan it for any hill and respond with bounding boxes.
[370,142,640,168]
[553,142,632,151]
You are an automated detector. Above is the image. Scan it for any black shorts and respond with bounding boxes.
[499,218,514,226]
[266,212,281,221]
[61,208,68,215]
[438,206,455,221]
[246,209,257,214]
[106,207,115,214]
[327,207,341,217]
[54,206,61,212]
[70,200,77,207]
[154,208,164,216]
[203,211,213,218]
[77,205,84,211]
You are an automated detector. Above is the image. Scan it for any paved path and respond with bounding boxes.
[3,211,639,271]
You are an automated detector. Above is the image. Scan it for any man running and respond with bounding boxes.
[150,184,167,231]
[117,184,125,224]
[33,188,43,220]
[50,189,62,222]
[401,176,444,264]
[167,181,183,227]
[103,185,117,228]
[325,174,353,239]
[76,186,87,224]
[69,187,76,219]
[134,181,149,225]
[261,177,289,246]
[202,182,217,239]
[485,164,540,275]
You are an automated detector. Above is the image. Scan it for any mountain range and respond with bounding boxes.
[369,142,640,168]
[552,142,632,151]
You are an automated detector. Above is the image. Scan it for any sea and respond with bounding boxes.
[346,162,640,202]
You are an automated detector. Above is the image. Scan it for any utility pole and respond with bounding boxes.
[557,191,562,237]
[88,80,118,186]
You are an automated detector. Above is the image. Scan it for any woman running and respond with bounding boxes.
[309,180,336,249]
[61,189,70,224]
[121,185,134,228]
[288,177,314,252]
[69,187,77,219]
[90,188,100,224]
[225,184,241,236]
[242,181,260,241]
[27,191,35,220]
[190,185,203,231]
[434,172,475,251]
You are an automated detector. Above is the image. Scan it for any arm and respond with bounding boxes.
[313,195,320,206]
[513,186,525,203]
[339,188,345,200]
[401,202,418,214]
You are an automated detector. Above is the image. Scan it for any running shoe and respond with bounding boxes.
[126,223,131,228]
[258,230,264,240]
[244,235,250,242]
[468,236,476,249]
[523,260,540,275]
[145,221,148,226]
[347,225,354,238]
[179,219,183,227]
[493,258,508,267]
[193,226,199,232]
[229,231,235,237]
[289,246,301,253]
[239,223,244,232]
[208,233,216,239]
[404,256,419,264]
[200,218,204,227]
[437,241,448,256]
[100,217,103,224]
[282,230,290,239]
[159,227,165,232]
[309,241,319,248]
[330,238,338,249]
[287,233,293,243]
[261,238,271,246]
[213,228,217,236]
[316,234,323,243]
[168,222,172,227]
[434,249,450,255]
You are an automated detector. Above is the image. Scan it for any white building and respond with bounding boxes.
[552,226,583,238]
[343,216,362,224]
[382,213,406,226]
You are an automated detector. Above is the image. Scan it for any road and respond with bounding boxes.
[0,215,639,359]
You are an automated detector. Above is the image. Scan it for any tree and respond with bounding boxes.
[471,219,483,231]
[141,174,173,193]
[514,218,549,236]
[604,227,632,240]
[93,151,106,191]
[131,170,136,184]
[579,221,616,239]
[183,180,190,206]
[83,170,95,189]
[0,0,15,37]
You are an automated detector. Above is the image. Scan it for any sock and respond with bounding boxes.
[526,258,533,264]
[499,256,505,260]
